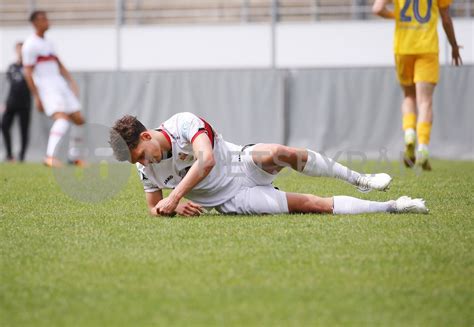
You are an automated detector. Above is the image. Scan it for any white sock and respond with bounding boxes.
[333,196,395,215]
[302,150,361,185]
[404,128,416,144]
[68,125,84,161]
[417,143,429,152]
[46,119,70,157]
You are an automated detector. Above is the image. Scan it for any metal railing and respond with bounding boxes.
[0,0,472,26]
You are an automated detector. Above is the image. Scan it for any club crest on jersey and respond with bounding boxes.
[178,152,194,161]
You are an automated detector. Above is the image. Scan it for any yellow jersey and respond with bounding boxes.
[394,0,452,54]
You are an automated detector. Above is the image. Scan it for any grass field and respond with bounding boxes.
[1,160,473,326]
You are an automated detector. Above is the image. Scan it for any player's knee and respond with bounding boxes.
[269,145,292,167]
[53,112,69,121]
[417,101,433,114]
[75,117,85,125]
[70,114,85,125]
[403,86,416,99]
[272,145,297,160]
[418,97,433,107]
[405,93,416,102]
[267,144,281,157]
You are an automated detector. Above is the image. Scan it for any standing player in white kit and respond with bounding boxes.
[22,10,85,167]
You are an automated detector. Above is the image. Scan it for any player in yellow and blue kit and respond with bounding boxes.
[372,0,462,170]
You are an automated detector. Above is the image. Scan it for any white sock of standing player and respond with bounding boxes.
[46,118,70,158]
[301,150,361,185]
[68,124,84,162]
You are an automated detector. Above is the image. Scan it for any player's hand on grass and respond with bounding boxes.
[34,96,44,113]
[155,196,180,217]
[452,45,463,66]
[175,201,204,217]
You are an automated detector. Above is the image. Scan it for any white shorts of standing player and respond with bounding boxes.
[37,77,81,116]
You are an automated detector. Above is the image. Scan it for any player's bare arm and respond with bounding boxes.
[439,6,463,66]
[58,59,80,96]
[155,134,215,216]
[372,0,395,19]
[23,65,43,112]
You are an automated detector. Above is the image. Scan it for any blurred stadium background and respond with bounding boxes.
[0,0,473,161]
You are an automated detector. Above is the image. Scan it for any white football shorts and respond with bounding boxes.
[37,79,81,116]
[215,144,289,215]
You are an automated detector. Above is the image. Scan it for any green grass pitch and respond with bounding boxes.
[1,160,473,326]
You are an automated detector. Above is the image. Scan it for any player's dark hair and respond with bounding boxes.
[29,10,46,22]
[109,115,147,161]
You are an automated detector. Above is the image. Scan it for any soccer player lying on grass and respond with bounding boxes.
[109,112,428,217]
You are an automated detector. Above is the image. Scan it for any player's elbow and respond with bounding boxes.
[204,155,216,170]
[200,153,216,174]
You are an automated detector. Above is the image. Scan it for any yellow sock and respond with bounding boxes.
[402,113,416,131]
[417,122,432,145]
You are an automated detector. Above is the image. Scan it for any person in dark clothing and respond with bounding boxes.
[1,42,32,162]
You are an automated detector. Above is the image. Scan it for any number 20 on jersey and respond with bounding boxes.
[400,0,432,23]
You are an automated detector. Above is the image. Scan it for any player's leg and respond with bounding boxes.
[413,54,439,171]
[249,144,392,192]
[68,111,85,125]
[285,193,333,214]
[65,84,85,166]
[401,85,417,167]
[415,82,435,171]
[38,85,71,167]
[67,111,86,166]
[1,106,16,161]
[217,187,427,215]
[44,112,70,167]
[395,54,417,167]
[18,107,31,162]
[286,193,428,214]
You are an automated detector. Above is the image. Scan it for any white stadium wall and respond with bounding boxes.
[0,20,472,162]
[1,19,473,71]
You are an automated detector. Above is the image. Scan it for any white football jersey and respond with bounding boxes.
[137,112,244,207]
[22,34,64,84]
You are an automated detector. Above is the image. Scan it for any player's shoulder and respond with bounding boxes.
[23,34,40,45]
[163,112,203,139]
[438,0,453,9]
[162,112,200,129]
[22,34,42,51]
[169,112,199,122]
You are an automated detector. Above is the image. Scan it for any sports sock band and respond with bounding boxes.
[402,113,417,131]
[416,121,432,145]
[46,118,70,157]
[302,150,361,185]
